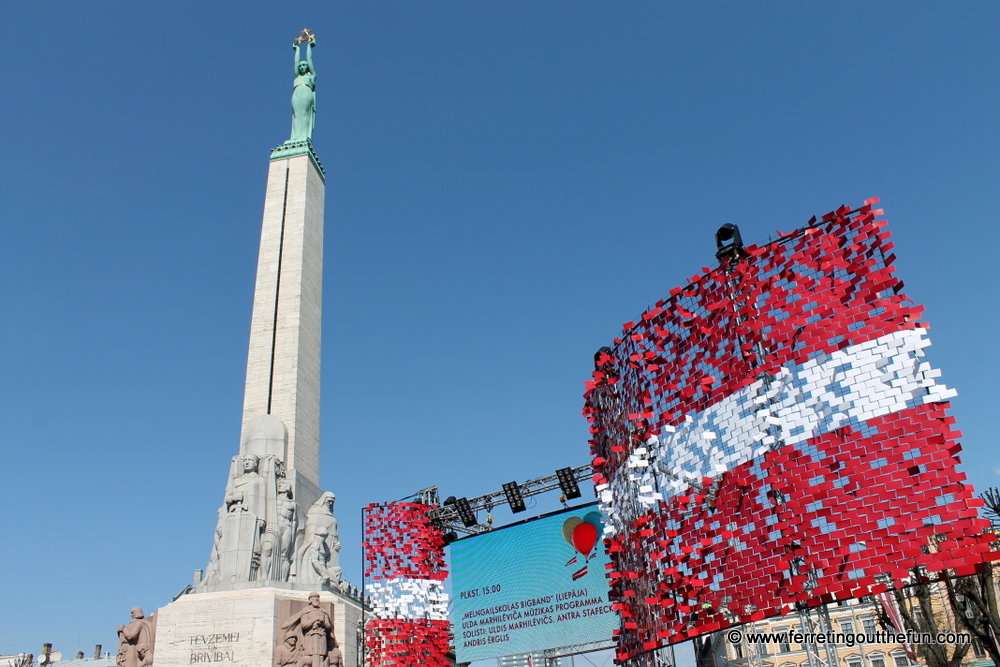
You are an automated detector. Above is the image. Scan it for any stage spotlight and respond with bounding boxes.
[715,223,744,259]
[556,467,581,500]
[502,482,526,513]
[443,531,460,545]
[454,497,478,527]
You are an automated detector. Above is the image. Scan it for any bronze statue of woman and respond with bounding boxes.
[290,35,317,142]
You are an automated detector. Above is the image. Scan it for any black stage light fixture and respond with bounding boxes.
[454,497,478,527]
[443,531,460,545]
[715,223,744,260]
[502,482,527,513]
[594,346,619,379]
[556,467,582,500]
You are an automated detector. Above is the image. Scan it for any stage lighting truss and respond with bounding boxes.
[426,464,592,535]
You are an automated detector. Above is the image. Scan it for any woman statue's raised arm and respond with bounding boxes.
[306,39,316,75]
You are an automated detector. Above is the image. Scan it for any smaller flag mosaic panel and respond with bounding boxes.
[363,502,450,667]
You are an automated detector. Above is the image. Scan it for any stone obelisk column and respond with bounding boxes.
[242,144,325,507]
[153,32,363,667]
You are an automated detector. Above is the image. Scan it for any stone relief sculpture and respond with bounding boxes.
[117,608,154,667]
[275,479,298,579]
[261,478,298,581]
[203,450,295,585]
[202,506,225,585]
[279,593,339,667]
[298,493,344,590]
[273,634,300,667]
[225,453,267,516]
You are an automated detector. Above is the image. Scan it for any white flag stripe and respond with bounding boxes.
[368,577,449,620]
[598,328,954,533]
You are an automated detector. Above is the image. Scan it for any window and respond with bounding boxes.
[869,653,886,667]
[757,641,770,656]
[861,617,877,635]
[838,599,851,607]
[846,655,863,667]
[973,639,986,658]
[840,620,855,634]
[771,627,791,653]
[733,642,743,659]
[891,652,911,667]
[793,626,804,650]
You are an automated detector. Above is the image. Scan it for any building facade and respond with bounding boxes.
[497,652,575,667]
[709,594,992,667]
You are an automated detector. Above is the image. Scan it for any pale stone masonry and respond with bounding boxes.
[242,152,325,498]
[155,589,361,667]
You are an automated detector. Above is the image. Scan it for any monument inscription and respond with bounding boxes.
[188,632,240,665]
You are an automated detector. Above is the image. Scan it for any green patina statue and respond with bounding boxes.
[271,30,324,176]
[290,30,317,142]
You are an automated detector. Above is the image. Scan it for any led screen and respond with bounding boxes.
[450,504,618,662]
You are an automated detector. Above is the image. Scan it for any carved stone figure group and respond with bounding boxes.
[202,450,345,591]
[202,451,294,584]
[275,593,343,667]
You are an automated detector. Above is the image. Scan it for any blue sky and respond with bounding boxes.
[1,2,998,662]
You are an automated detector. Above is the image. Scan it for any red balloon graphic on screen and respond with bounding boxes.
[571,521,598,558]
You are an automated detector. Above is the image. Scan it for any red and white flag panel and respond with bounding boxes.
[584,201,997,661]
[362,502,451,667]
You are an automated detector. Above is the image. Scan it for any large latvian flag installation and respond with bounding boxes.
[583,200,998,662]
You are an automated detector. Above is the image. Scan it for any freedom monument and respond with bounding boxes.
[134,31,365,667]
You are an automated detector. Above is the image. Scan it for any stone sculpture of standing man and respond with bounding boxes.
[280,592,337,667]
[290,29,317,142]
[117,608,153,667]
[225,453,266,517]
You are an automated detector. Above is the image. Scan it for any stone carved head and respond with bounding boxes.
[320,492,335,510]
[130,608,144,620]
[241,454,260,473]
[308,592,320,607]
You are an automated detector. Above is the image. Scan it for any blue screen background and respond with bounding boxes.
[450,504,619,662]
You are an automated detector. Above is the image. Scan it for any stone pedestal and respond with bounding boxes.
[152,588,362,667]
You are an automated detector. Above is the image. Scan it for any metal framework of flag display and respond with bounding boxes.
[584,199,998,663]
